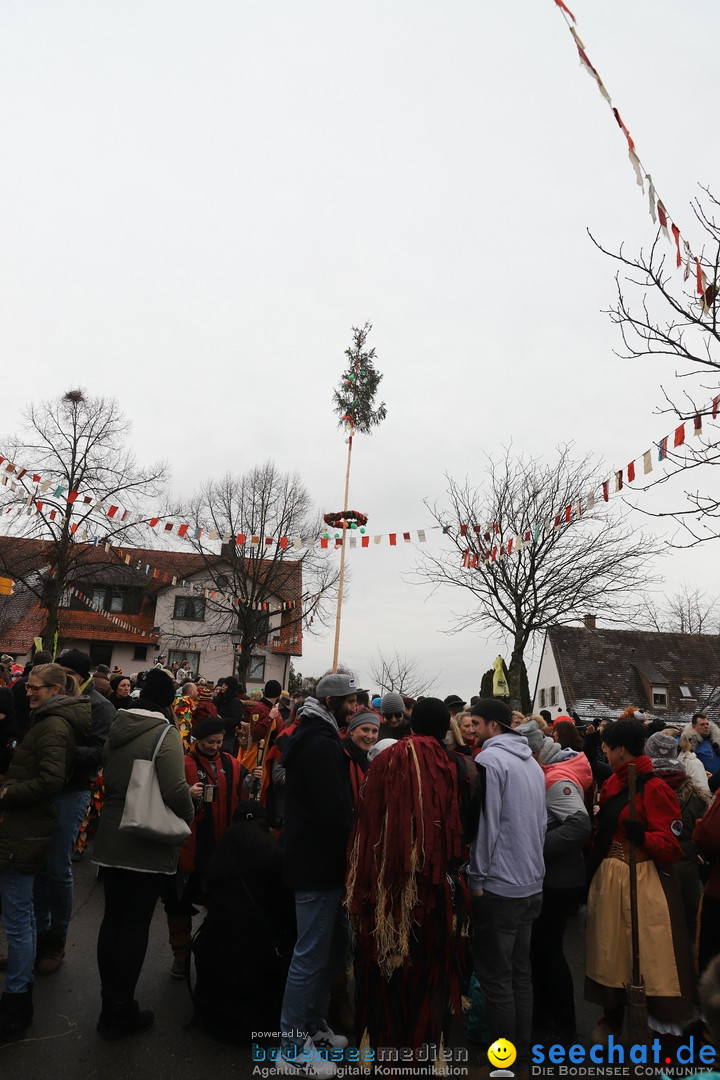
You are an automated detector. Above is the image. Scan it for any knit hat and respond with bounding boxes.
[371,696,382,709]
[111,665,123,676]
[140,668,176,709]
[192,701,225,741]
[264,679,282,698]
[646,732,685,774]
[110,674,128,691]
[516,719,544,754]
[367,738,397,763]
[381,691,405,718]
[347,710,381,733]
[411,697,450,741]
[57,649,92,680]
[198,686,213,700]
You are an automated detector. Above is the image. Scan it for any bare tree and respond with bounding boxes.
[173,463,340,685]
[0,389,168,651]
[368,648,438,698]
[417,445,662,711]
[643,583,719,635]
[591,188,720,544]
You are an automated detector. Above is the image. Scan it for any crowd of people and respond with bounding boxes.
[1,651,720,1079]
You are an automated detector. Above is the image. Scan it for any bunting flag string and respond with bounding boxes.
[0,451,433,552]
[552,0,717,312]
[0,396,717,567]
[452,397,718,569]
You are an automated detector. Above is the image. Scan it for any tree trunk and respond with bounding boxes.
[508,643,531,714]
[234,649,252,687]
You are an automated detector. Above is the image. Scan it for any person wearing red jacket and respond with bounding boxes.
[164,701,245,979]
[585,717,693,1044]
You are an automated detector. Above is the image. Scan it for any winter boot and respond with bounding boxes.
[35,932,66,976]
[326,969,354,1036]
[166,911,191,979]
[96,998,154,1041]
[0,986,34,1040]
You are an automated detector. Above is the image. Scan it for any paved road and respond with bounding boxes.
[0,849,615,1080]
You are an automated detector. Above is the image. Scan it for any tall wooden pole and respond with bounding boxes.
[331,433,353,672]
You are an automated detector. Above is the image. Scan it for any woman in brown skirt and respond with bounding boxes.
[585,716,694,1044]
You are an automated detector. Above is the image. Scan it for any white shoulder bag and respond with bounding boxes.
[119,724,191,843]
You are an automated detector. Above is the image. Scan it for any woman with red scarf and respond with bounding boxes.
[585,716,693,1043]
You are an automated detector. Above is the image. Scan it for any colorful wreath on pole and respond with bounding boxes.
[323,510,368,536]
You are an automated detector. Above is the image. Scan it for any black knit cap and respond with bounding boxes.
[57,649,92,680]
[141,668,176,709]
[411,697,451,741]
[264,679,282,698]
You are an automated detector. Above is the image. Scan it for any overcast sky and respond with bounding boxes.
[1,0,718,698]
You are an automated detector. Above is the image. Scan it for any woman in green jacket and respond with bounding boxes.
[0,663,91,1038]
[93,668,194,1040]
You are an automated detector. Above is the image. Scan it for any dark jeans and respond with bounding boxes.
[97,868,167,1002]
[530,886,581,1036]
[472,889,542,1069]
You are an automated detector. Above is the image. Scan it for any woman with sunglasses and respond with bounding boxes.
[0,664,90,1039]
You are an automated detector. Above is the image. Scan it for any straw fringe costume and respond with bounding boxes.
[346,735,472,1061]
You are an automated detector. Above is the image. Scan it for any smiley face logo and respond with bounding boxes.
[487,1038,517,1070]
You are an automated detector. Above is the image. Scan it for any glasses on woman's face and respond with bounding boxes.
[27,681,51,694]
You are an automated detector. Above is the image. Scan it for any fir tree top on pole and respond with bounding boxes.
[333,322,387,436]
[330,321,386,671]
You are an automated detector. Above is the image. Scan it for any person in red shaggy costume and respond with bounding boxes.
[346,697,479,1069]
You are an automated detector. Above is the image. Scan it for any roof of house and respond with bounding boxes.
[0,535,303,652]
[547,623,720,723]
[0,535,302,599]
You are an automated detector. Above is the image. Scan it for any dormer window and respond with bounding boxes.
[652,687,668,708]
[679,685,695,700]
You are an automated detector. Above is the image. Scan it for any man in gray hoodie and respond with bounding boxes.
[468,699,546,1078]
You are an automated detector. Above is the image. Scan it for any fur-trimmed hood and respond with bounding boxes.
[682,719,720,754]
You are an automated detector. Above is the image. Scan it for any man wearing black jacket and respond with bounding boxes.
[276,672,357,1077]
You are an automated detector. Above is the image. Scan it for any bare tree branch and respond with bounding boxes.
[415,444,662,707]
[589,189,720,543]
[172,462,340,684]
[368,648,438,698]
[0,389,168,649]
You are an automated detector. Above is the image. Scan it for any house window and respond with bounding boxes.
[550,686,558,706]
[88,643,113,668]
[679,685,695,700]
[133,645,148,661]
[168,649,201,674]
[173,596,206,621]
[248,655,266,682]
[539,688,546,708]
[90,588,124,613]
[652,687,668,708]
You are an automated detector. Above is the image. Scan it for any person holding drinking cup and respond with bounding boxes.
[164,700,246,979]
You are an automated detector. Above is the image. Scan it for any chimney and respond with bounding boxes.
[584,614,597,630]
